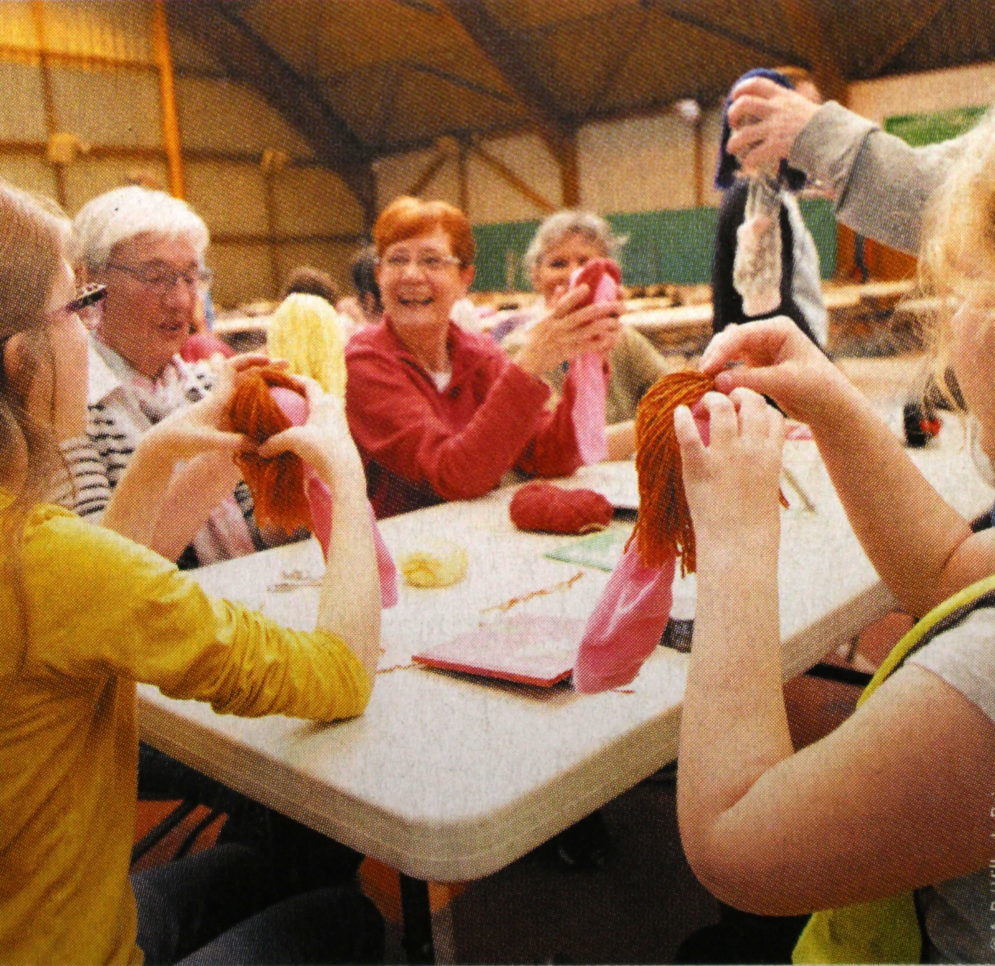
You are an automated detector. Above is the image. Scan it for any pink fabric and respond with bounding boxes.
[566,258,621,464]
[572,402,711,693]
[573,544,676,693]
[270,386,398,608]
[180,333,235,362]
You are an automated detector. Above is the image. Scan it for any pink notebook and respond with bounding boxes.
[412,616,586,686]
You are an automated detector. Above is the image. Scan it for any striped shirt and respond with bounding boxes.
[51,338,261,566]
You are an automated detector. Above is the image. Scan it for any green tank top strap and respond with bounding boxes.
[792,573,995,964]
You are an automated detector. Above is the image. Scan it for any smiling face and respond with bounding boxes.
[94,232,202,379]
[376,227,474,340]
[532,232,606,304]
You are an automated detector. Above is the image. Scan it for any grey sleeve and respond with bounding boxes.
[790,100,966,255]
[906,606,995,724]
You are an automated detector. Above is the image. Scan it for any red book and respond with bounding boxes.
[412,616,586,687]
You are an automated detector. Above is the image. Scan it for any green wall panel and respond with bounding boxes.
[471,199,837,292]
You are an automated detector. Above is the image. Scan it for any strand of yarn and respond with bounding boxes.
[227,365,312,535]
[626,370,714,576]
[266,292,348,397]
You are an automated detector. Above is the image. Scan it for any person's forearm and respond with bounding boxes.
[99,439,177,548]
[677,533,791,892]
[148,455,244,560]
[810,378,969,615]
[314,463,381,682]
[790,101,954,254]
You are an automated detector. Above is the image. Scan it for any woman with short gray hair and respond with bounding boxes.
[503,209,674,460]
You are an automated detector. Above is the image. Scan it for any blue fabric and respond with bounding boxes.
[715,68,808,191]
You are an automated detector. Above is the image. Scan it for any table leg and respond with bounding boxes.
[399,873,435,964]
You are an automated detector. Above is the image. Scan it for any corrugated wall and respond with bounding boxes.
[0,0,364,310]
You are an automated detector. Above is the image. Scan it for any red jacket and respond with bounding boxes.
[345,320,582,518]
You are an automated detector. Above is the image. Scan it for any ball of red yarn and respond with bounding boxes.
[509,481,613,534]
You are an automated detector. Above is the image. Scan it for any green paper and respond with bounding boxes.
[544,524,633,572]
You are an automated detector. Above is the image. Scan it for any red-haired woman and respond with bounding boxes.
[345,196,622,518]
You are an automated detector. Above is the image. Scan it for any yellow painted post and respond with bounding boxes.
[152,0,184,199]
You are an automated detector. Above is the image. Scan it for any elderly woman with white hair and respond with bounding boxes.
[60,186,374,892]
[501,210,674,460]
[60,185,271,567]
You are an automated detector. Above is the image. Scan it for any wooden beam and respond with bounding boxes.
[438,0,573,160]
[212,232,368,247]
[584,8,650,115]
[469,143,557,214]
[777,0,848,104]
[457,138,469,213]
[411,63,515,104]
[657,6,801,66]
[30,0,66,209]
[168,0,375,223]
[152,0,185,199]
[0,42,157,72]
[404,149,449,197]
[864,0,949,77]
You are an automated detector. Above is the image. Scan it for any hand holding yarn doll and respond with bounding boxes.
[572,370,787,693]
[512,267,622,382]
[674,387,785,554]
[229,365,399,607]
[563,257,623,464]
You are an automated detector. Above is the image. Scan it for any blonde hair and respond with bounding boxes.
[919,107,995,402]
[0,180,71,679]
[266,293,348,396]
[0,181,70,513]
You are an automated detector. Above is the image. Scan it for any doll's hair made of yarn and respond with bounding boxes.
[227,364,311,536]
[627,370,714,575]
[627,370,788,576]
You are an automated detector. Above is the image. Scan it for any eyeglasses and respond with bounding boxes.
[48,283,107,328]
[377,253,462,273]
[106,261,214,295]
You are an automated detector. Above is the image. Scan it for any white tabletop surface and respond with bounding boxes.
[138,426,992,882]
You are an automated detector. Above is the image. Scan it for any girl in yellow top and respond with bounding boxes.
[0,180,382,964]
[674,110,995,961]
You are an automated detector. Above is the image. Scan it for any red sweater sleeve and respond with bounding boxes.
[515,370,585,479]
[346,329,581,503]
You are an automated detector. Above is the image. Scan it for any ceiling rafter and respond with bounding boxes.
[437,0,574,159]
[469,142,557,213]
[410,62,516,104]
[656,6,801,66]
[373,64,405,149]
[583,6,651,116]
[864,0,949,76]
[168,0,375,219]
[777,0,847,103]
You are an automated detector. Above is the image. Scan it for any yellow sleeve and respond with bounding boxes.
[23,506,372,720]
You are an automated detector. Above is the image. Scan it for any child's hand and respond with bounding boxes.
[698,316,845,425]
[143,356,269,464]
[674,388,784,545]
[256,376,365,488]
